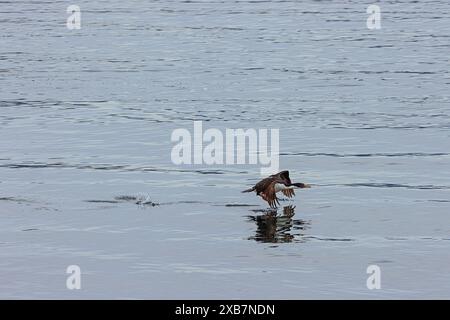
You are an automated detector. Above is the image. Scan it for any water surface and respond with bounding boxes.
[1,0,450,298]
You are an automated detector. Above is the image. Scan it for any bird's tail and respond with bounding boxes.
[241,187,255,193]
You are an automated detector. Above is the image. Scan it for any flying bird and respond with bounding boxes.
[242,171,311,208]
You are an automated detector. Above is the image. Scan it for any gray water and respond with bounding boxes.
[1,0,450,299]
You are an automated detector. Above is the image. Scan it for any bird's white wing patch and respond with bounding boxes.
[274,183,286,193]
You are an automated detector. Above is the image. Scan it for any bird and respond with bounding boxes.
[242,170,311,208]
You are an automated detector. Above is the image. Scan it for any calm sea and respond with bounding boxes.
[1,0,450,298]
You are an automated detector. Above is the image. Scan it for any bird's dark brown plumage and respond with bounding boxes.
[242,170,309,208]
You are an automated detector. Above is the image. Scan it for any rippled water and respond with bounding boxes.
[1,0,450,298]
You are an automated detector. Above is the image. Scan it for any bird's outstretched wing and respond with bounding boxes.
[272,170,292,185]
[282,188,295,198]
[254,176,273,194]
[271,171,295,198]
[260,181,280,208]
[279,170,291,183]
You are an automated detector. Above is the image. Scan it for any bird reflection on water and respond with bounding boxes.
[247,205,310,243]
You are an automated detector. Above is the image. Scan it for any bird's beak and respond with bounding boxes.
[302,184,311,188]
